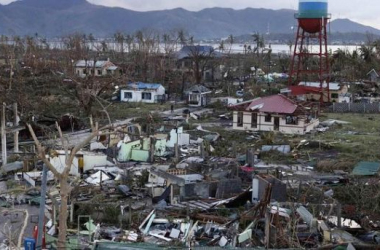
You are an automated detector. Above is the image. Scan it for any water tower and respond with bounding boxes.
[288,0,331,103]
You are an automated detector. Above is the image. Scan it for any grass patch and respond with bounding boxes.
[315,113,380,162]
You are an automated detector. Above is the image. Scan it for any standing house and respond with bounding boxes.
[230,94,319,135]
[184,85,212,107]
[120,82,165,103]
[74,59,119,77]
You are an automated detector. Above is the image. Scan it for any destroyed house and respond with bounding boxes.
[147,168,219,203]
[287,82,350,103]
[48,150,114,176]
[230,94,319,135]
[252,174,287,202]
[117,137,167,162]
[120,82,165,103]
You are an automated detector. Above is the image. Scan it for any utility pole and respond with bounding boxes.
[13,103,19,153]
[1,102,21,168]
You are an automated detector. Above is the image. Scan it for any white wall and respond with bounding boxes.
[120,86,165,103]
[232,111,319,135]
[211,97,243,106]
[49,151,113,176]
[75,67,105,77]
[166,127,190,147]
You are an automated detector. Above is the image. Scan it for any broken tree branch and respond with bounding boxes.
[27,123,61,177]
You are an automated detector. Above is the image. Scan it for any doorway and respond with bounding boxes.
[274,117,280,131]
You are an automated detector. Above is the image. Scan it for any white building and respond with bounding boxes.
[74,59,119,77]
[184,85,212,107]
[230,94,319,135]
[120,82,166,103]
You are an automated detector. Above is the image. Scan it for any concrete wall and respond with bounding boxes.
[166,127,190,147]
[117,138,167,162]
[49,152,112,176]
[304,86,348,103]
[216,179,242,199]
[120,86,165,103]
[252,176,287,202]
[184,182,210,199]
[188,93,209,107]
[253,175,287,202]
[75,67,113,77]
[330,102,380,113]
[232,111,319,135]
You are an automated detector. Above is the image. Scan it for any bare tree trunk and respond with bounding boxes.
[17,209,29,249]
[57,175,69,248]
[195,62,201,84]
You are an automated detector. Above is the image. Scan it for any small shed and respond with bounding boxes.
[184,85,212,107]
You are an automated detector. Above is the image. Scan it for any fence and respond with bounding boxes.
[329,102,380,113]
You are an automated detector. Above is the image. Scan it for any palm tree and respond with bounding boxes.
[125,34,134,53]
[331,48,347,75]
[88,33,95,51]
[114,31,125,55]
[177,29,186,47]
[253,33,265,67]
[100,40,108,52]
[228,34,234,54]
[218,40,225,53]
[286,39,293,55]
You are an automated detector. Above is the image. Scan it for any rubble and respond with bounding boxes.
[1,108,379,250]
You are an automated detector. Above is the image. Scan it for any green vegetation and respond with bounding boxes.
[317,113,380,161]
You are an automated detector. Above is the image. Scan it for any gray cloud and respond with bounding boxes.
[1,0,379,28]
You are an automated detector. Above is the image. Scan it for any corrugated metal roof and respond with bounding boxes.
[351,161,380,176]
[232,95,298,114]
[299,81,341,90]
[167,200,216,211]
[94,241,243,249]
[107,66,118,70]
[288,86,323,95]
[127,82,163,90]
[149,168,185,185]
[75,60,109,68]
[185,84,211,94]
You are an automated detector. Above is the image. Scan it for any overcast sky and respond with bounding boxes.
[2,0,380,29]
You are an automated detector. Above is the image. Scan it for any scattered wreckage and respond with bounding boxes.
[0,109,379,250]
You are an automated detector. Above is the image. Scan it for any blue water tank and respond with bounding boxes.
[24,238,36,250]
[298,0,328,18]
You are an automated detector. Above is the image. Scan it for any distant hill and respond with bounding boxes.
[330,18,380,35]
[0,0,379,39]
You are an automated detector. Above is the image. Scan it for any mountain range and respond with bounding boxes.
[0,0,379,39]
